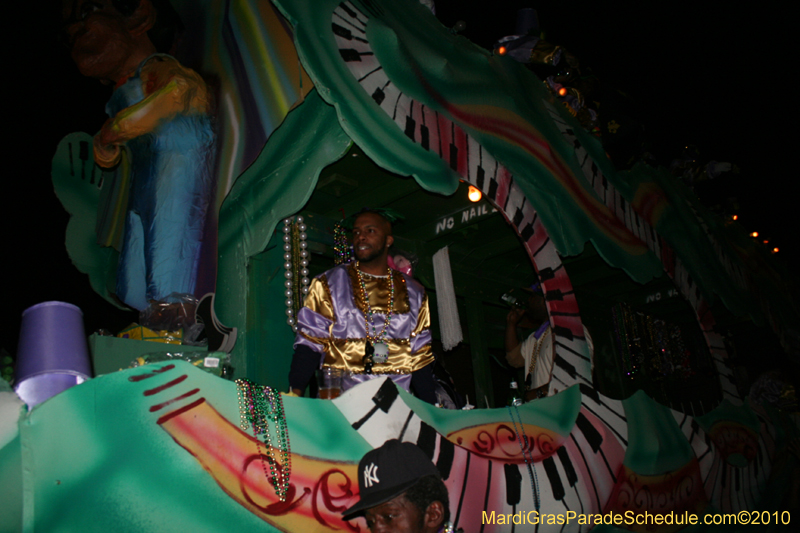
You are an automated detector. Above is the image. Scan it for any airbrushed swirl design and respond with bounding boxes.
[449,422,566,462]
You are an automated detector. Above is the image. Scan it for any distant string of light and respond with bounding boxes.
[730,215,780,254]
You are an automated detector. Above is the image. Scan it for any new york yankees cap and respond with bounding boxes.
[342,439,440,519]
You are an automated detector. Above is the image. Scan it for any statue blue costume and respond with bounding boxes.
[107,54,215,310]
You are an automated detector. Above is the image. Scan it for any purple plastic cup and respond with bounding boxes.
[14,301,92,408]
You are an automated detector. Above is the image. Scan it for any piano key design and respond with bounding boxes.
[331,0,592,394]
[319,1,780,526]
[670,402,776,514]
[328,6,648,524]
[333,377,426,447]
[703,415,775,513]
[333,377,625,532]
[543,100,742,406]
[672,409,715,483]
[25,362,782,531]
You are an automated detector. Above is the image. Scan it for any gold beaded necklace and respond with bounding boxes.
[526,327,550,389]
[356,261,394,373]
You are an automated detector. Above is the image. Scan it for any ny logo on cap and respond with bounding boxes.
[363,463,380,487]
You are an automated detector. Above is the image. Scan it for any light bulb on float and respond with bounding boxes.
[468,185,482,202]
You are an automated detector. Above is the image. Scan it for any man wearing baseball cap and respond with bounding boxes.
[343,439,455,533]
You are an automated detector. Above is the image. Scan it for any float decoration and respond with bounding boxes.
[22,1,800,531]
[3,361,793,531]
[53,0,313,311]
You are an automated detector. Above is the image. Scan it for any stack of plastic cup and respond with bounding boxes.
[14,301,92,408]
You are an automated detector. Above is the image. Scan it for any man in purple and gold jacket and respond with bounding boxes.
[288,209,437,403]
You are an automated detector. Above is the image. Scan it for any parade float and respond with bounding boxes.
[1,1,798,531]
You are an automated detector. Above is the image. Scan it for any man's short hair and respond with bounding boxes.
[345,207,403,232]
[404,474,450,526]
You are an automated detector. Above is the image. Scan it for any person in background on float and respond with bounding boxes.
[388,246,463,409]
[388,246,417,277]
[505,282,593,401]
[288,209,437,403]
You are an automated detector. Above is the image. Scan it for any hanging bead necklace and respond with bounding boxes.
[507,404,541,510]
[334,222,353,265]
[282,216,310,332]
[356,261,394,373]
[235,378,292,501]
[525,327,550,391]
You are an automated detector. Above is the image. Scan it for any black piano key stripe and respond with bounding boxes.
[487,178,498,200]
[351,405,379,430]
[453,451,471,529]
[416,421,437,459]
[373,378,398,410]
[579,405,628,448]
[390,92,405,121]
[519,223,535,243]
[504,463,522,506]
[568,432,602,512]
[351,378,397,430]
[575,412,602,453]
[332,23,357,41]
[502,177,515,212]
[543,456,565,501]
[554,354,577,381]
[354,0,381,17]
[575,412,621,485]
[371,86,385,105]
[512,207,524,228]
[481,460,494,530]
[398,409,414,440]
[436,437,455,480]
[339,48,371,62]
[556,446,578,488]
[357,66,383,83]
[338,2,367,26]
[333,12,365,34]
[545,288,567,301]
[531,235,550,257]
[449,143,458,170]
[404,115,416,140]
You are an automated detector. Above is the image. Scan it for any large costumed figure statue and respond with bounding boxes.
[63,0,214,310]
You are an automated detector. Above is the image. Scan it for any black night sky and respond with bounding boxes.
[3,1,795,362]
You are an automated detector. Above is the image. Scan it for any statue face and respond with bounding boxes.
[62,0,138,82]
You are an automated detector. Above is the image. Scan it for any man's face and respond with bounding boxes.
[526,293,548,322]
[352,212,393,264]
[364,494,423,533]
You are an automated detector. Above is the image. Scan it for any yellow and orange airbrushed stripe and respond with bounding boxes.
[441,99,649,256]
